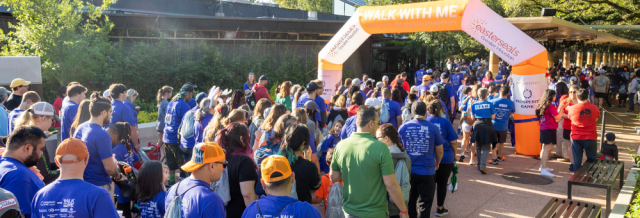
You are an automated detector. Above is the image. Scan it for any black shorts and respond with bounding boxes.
[494,130,508,144]
[595,92,607,98]
[540,129,557,144]
[563,129,571,140]
[164,143,184,171]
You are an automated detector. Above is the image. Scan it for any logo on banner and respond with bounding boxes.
[468,18,520,61]
[328,25,359,57]
[523,89,532,99]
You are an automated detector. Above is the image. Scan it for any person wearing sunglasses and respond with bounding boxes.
[166,142,227,218]
[559,84,580,171]
[5,78,31,111]
[31,138,120,218]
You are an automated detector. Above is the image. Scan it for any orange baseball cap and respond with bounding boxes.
[181,142,226,172]
[260,155,292,183]
[56,138,89,164]
[422,75,432,81]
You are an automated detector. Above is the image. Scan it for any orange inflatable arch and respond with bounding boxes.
[318,0,547,156]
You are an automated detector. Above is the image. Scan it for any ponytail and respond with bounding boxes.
[108,122,133,154]
[278,124,310,166]
[195,98,212,121]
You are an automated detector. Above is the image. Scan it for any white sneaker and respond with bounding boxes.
[541,168,556,177]
[539,165,554,172]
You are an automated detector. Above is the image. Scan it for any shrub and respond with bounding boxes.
[138,110,159,124]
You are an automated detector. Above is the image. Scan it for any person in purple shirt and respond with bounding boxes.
[165,142,227,218]
[108,84,140,150]
[194,98,215,144]
[60,84,87,141]
[0,126,47,218]
[415,64,427,86]
[163,83,194,184]
[381,89,403,128]
[31,138,120,218]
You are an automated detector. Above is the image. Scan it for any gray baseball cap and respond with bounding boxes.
[31,102,61,121]
[0,188,20,217]
[0,87,10,97]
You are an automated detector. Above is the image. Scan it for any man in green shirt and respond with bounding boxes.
[330,105,408,218]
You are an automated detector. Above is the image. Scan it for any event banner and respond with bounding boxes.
[460,0,545,65]
[318,11,371,66]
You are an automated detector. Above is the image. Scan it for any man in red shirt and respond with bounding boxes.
[390,72,410,91]
[253,75,273,103]
[565,88,600,172]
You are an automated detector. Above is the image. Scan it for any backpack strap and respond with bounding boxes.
[175,181,209,198]
[257,199,298,218]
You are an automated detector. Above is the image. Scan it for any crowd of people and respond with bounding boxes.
[0,57,634,218]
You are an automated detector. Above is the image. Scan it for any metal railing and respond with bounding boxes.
[598,107,626,151]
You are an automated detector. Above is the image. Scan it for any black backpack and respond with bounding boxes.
[246,89,257,110]
[609,74,621,86]
[436,83,449,106]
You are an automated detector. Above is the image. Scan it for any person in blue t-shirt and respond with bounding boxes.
[163,83,195,185]
[319,120,343,174]
[73,96,126,197]
[398,101,444,218]
[108,84,140,150]
[194,98,215,144]
[338,115,357,139]
[244,72,256,94]
[108,122,141,218]
[381,88,403,128]
[124,89,140,126]
[181,93,209,166]
[439,73,457,122]
[165,142,227,218]
[136,161,167,218]
[490,86,515,163]
[450,68,464,98]
[417,75,433,99]
[242,155,321,218]
[8,91,40,134]
[470,88,496,174]
[31,138,120,218]
[299,80,328,131]
[60,84,87,141]
[415,64,427,86]
[425,100,458,216]
[0,126,47,218]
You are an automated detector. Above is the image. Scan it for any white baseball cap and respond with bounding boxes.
[365,98,382,108]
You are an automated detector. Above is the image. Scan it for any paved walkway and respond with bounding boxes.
[433,104,638,217]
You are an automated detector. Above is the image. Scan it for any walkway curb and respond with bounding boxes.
[610,168,639,218]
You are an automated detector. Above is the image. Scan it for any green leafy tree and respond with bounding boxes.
[0,0,116,88]
[273,0,333,14]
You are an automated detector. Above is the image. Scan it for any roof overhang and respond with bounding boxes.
[505,17,639,47]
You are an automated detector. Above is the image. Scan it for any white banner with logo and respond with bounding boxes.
[511,74,547,115]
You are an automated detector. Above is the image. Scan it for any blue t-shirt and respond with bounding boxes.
[124,100,138,125]
[491,98,515,131]
[188,98,196,109]
[382,99,402,129]
[338,116,357,140]
[471,100,495,119]
[457,85,468,104]
[180,107,200,149]
[426,116,458,164]
[244,83,254,92]
[113,143,140,203]
[139,191,166,218]
[295,96,314,110]
[165,178,226,218]
[417,84,431,98]
[442,83,457,103]
[398,119,445,175]
[7,109,22,134]
[163,99,191,144]
[194,114,213,144]
[31,179,119,218]
[241,195,321,218]
[415,69,427,86]
[450,73,464,95]
[0,157,45,217]
[73,122,113,186]
[319,134,339,173]
[109,100,137,129]
[60,99,79,141]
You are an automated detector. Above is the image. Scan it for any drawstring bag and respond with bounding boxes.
[165,181,207,218]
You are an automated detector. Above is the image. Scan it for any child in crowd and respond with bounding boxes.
[319,119,344,174]
[312,148,342,215]
[136,161,167,218]
[600,133,619,161]
[108,122,142,218]
[536,90,563,177]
